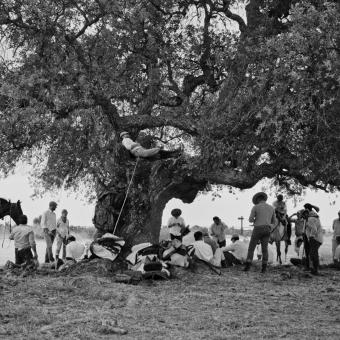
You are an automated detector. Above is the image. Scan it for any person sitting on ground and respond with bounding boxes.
[120,131,182,159]
[167,208,187,240]
[65,235,85,263]
[190,231,226,268]
[210,216,228,248]
[162,238,190,268]
[223,234,248,266]
[302,207,323,275]
[202,229,218,254]
[9,215,38,266]
[55,209,70,261]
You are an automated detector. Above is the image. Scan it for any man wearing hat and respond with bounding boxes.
[223,234,248,266]
[244,192,276,273]
[332,210,340,259]
[120,131,182,159]
[41,201,57,263]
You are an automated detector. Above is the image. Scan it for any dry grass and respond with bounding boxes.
[1,263,340,340]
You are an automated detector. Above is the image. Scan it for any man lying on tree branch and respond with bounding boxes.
[120,132,183,160]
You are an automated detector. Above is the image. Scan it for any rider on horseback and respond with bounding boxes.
[273,195,291,245]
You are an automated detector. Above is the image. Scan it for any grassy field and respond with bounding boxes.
[1,262,339,340]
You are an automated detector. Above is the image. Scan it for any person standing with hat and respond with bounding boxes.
[41,201,57,263]
[332,210,340,259]
[301,206,323,275]
[244,192,276,273]
[120,131,182,159]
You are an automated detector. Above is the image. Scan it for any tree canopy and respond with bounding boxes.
[0,0,339,197]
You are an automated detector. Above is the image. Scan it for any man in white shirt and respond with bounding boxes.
[223,234,248,266]
[120,132,182,159]
[55,209,70,261]
[167,208,186,240]
[190,231,225,267]
[41,201,57,263]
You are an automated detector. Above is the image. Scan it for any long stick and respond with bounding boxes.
[113,158,140,235]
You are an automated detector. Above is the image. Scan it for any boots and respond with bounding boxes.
[243,262,251,272]
[261,263,267,273]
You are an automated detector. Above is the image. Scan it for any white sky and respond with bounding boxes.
[1,166,339,230]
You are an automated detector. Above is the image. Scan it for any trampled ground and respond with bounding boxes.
[1,264,339,340]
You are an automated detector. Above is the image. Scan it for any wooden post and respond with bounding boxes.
[238,216,244,235]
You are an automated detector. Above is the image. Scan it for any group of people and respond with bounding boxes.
[163,208,249,270]
[6,194,340,276]
[163,193,340,275]
[9,201,85,269]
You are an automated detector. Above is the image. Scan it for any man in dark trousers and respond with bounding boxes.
[244,192,277,273]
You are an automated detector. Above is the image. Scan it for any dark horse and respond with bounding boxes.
[0,198,24,228]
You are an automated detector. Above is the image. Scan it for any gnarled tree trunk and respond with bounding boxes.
[93,158,207,246]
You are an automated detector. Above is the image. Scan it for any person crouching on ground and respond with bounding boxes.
[302,207,323,275]
[223,234,248,266]
[65,235,85,263]
[210,216,228,248]
[244,192,276,273]
[55,209,70,261]
[9,214,38,266]
[190,231,225,267]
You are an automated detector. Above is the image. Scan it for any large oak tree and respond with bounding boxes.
[0,0,339,244]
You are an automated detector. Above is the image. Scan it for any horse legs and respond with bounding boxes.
[284,241,289,263]
[276,241,282,265]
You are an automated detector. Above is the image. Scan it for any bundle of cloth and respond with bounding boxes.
[89,233,125,261]
[126,243,171,279]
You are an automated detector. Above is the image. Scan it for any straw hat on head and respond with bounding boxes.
[252,192,268,205]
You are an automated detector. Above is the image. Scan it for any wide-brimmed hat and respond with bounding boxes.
[120,131,130,138]
[231,234,239,241]
[252,192,268,204]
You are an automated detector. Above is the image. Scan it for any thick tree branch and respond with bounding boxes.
[119,114,199,136]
